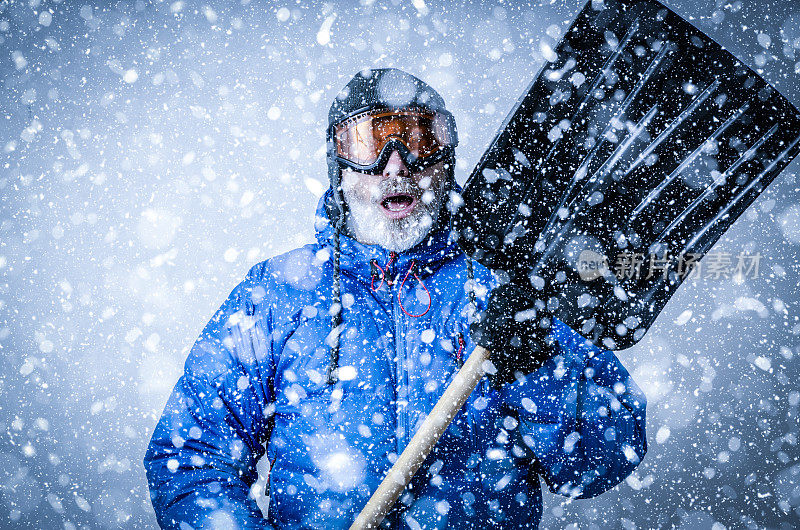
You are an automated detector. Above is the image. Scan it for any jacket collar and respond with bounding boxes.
[314,188,462,282]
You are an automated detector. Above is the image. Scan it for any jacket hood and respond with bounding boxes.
[314,188,462,282]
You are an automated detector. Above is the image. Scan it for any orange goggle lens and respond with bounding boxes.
[334,109,455,166]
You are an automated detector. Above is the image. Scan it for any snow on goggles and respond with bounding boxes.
[330,108,457,172]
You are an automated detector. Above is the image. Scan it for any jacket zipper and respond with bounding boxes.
[386,252,407,529]
[386,252,408,454]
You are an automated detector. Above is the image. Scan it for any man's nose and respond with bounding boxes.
[382,150,409,179]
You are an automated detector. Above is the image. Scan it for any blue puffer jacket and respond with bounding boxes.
[144,191,647,529]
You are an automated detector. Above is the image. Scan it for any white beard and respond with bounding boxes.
[342,173,447,253]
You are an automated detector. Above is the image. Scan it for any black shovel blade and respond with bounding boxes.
[452,0,800,350]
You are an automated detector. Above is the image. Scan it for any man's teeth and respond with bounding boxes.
[382,195,413,211]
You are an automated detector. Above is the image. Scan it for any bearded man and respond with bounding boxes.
[144,68,647,529]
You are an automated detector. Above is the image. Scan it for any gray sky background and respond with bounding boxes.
[2,0,800,528]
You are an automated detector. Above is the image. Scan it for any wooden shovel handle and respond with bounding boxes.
[349,346,491,530]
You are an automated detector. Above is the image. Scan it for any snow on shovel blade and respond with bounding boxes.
[452,0,800,351]
[353,1,800,528]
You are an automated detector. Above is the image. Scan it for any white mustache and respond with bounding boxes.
[367,179,421,202]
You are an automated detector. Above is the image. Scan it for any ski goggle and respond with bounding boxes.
[329,108,458,173]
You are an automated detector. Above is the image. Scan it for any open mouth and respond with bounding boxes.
[380,193,417,219]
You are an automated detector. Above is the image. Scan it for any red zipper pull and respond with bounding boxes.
[456,332,465,367]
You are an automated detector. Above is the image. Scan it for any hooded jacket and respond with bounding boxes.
[144,190,647,529]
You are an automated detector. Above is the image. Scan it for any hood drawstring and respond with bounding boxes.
[326,221,343,386]
[457,257,477,367]
[370,253,432,318]
[398,260,432,318]
[466,257,477,316]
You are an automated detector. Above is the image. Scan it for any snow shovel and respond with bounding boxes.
[350,0,800,527]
